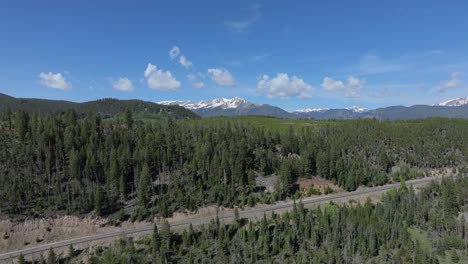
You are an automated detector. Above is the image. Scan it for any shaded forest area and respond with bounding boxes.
[0,110,467,220]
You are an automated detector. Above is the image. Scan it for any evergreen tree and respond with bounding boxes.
[17,254,25,264]
[94,186,103,216]
[47,248,58,264]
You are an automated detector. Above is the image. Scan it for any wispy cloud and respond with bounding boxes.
[436,71,463,93]
[321,76,366,98]
[252,53,269,62]
[368,87,400,98]
[179,55,193,69]
[187,73,205,88]
[345,76,365,98]
[207,68,236,86]
[354,54,408,76]
[169,46,193,68]
[169,46,180,60]
[224,4,261,33]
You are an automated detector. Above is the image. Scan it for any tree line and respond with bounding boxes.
[0,110,467,219]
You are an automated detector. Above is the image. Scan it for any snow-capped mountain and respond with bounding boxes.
[159,97,251,110]
[294,106,368,114]
[293,106,371,119]
[157,96,468,120]
[434,98,468,107]
[159,97,292,118]
[293,108,330,113]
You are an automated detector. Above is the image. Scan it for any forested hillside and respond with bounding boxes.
[1,110,467,220]
[0,93,198,120]
[83,176,468,263]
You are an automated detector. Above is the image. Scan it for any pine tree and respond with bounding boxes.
[151,224,161,256]
[137,163,151,209]
[47,248,58,264]
[17,254,25,264]
[94,186,103,216]
[68,244,76,258]
[160,220,171,252]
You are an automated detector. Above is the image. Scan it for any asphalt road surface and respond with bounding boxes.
[0,175,452,261]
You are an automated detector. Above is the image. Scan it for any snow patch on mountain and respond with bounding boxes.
[435,98,468,107]
[293,108,330,113]
[158,97,256,110]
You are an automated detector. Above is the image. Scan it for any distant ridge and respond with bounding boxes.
[0,93,198,120]
[159,97,293,118]
[160,96,468,120]
[1,93,467,120]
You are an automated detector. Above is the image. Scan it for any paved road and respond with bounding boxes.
[0,175,450,261]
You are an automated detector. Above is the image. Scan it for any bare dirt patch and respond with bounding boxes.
[255,174,278,192]
[297,176,343,193]
[0,216,148,254]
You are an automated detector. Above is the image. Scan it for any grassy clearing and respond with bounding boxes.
[184,115,336,132]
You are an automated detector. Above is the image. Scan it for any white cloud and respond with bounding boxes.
[179,55,193,69]
[322,77,345,91]
[207,68,236,86]
[437,71,463,92]
[193,82,205,89]
[144,63,181,91]
[170,46,194,68]
[112,77,134,92]
[257,73,314,99]
[39,72,71,90]
[187,74,205,88]
[169,46,180,60]
[224,4,261,32]
[345,76,365,98]
[321,75,365,98]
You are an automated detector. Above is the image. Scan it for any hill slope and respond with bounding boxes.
[0,93,199,119]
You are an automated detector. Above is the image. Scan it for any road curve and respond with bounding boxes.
[0,175,452,261]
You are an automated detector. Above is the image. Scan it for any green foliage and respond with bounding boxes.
[47,248,58,264]
[451,249,460,263]
[87,175,468,263]
[94,186,103,216]
[0,112,467,220]
[17,254,25,264]
[68,244,76,258]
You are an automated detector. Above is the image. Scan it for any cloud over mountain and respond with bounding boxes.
[257,73,314,99]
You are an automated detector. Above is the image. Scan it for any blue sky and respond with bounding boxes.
[1,0,467,110]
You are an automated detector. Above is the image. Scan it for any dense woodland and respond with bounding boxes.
[0,110,467,220]
[62,176,468,263]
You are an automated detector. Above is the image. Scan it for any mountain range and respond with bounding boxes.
[1,92,467,120]
[159,97,292,118]
[159,97,468,120]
